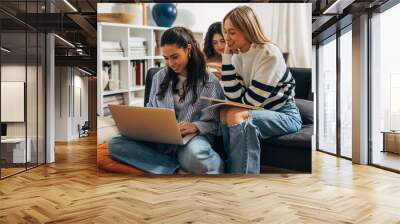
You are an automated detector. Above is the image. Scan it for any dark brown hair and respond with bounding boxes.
[203,22,223,59]
[157,27,208,104]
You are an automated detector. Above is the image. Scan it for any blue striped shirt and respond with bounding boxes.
[147,68,225,136]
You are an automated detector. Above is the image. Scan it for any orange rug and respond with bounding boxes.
[97,143,145,174]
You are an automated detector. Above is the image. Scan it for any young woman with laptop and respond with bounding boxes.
[108,27,225,175]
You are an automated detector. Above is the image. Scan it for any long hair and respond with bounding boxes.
[223,6,270,45]
[157,27,208,104]
[203,22,223,59]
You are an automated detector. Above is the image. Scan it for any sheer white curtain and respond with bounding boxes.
[251,3,312,68]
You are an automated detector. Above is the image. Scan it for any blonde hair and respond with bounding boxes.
[223,6,270,45]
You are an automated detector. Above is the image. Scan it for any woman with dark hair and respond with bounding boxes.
[203,22,226,79]
[108,27,225,174]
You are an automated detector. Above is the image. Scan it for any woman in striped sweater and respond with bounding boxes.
[220,6,302,174]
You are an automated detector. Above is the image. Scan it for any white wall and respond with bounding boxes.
[1,65,26,139]
[1,64,46,164]
[55,66,70,141]
[1,65,36,137]
[72,73,89,138]
[173,3,247,32]
[251,3,312,67]
[55,67,89,141]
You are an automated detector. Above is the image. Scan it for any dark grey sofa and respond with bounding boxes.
[144,67,313,173]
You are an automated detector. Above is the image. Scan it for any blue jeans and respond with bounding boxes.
[108,135,223,174]
[221,99,302,174]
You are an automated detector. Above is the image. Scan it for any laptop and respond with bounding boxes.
[108,105,196,145]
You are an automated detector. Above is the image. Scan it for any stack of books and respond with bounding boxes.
[103,94,125,116]
[129,37,147,58]
[102,41,124,58]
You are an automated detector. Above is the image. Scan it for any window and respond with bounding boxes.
[317,36,337,154]
[370,2,400,171]
[0,2,47,179]
[339,28,352,158]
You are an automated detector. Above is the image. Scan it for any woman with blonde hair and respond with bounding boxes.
[220,6,302,174]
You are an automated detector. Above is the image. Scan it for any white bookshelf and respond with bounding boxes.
[97,22,203,117]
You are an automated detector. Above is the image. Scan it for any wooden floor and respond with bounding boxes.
[372,150,400,171]
[1,135,400,223]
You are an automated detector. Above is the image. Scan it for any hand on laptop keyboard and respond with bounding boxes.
[177,122,198,136]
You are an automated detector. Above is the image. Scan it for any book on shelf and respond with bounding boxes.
[131,60,148,87]
[111,61,120,90]
[129,37,147,58]
[103,93,126,116]
[103,61,120,91]
[200,96,264,111]
[135,61,141,86]
[103,41,122,49]
[129,37,146,44]
[154,32,161,56]
[104,51,124,57]
[102,41,124,57]
[131,61,135,88]
[103,94,125,105]
[130,48,147,58]
[142,60,147,86]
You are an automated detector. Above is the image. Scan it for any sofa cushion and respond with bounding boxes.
[290,67,312,100]
[295,99,313,125]
[262,124,313,149]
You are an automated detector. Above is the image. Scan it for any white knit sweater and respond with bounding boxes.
[221,43,295,110]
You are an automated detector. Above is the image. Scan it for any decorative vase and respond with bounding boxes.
[108,79,119,91]
[102,67,110,91]
[152,3,177,27]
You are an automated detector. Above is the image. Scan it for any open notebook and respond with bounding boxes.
[200,96,264,111]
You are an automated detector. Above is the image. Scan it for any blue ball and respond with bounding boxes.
[152,3,177,27]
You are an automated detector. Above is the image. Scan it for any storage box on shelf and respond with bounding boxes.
[97,22,203,116]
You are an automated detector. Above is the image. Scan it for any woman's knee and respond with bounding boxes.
[107,137,122,156]
[179,142,223,174]
[219,108,227,124]
[225,108,250,126]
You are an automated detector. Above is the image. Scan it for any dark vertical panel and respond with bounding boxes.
[0,17,2,179]
[24,0,28,171]
[36,0,39,167]
[316,44,319,150]
[336,28,341,157]
[367,11,373,165]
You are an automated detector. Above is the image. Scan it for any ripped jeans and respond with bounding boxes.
[221,99,302,174]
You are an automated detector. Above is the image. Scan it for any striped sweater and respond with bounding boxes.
[221,43,295,110]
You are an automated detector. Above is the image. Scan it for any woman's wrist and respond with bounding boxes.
[221,53,233,65]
